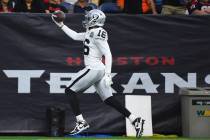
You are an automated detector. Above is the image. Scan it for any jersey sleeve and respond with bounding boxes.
[61,25,85,41]
[93,28,112,74]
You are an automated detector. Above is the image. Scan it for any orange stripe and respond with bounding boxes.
[117,0,124,9]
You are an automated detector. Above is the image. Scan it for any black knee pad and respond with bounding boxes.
[65,88,75,95]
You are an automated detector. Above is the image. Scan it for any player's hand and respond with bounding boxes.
[51,14,64,28]
[104,73,113,87]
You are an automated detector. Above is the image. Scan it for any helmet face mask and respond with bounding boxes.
[82,9,106,29]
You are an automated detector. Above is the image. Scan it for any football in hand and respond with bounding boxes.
[52,10,66,22]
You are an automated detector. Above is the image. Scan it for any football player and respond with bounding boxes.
[51,9,145,137]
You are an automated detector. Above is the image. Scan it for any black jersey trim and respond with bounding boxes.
[68,69,90,89]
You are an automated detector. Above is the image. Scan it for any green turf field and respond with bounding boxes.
[0,136,209,140]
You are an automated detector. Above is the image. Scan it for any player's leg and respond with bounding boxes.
[65,68,104,135]
[65,68,90,135]
[65,88,89,135]
[94,79,145,137]
[65,68,89,122]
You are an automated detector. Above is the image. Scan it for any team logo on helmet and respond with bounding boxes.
[83,9,106,28]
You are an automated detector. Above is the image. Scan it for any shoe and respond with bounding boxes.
[69,120,90,135]
[132,117,145,137]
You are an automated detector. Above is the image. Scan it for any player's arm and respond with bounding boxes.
[95,39,112,74]
[61,25,85,41]
[94,31,113,86]
[51,14,85,41]
[148,0,158,15]
[204,8,210,14]
[191,9,208,15]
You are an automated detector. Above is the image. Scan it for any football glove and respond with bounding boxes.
[51,14,64,28]
[104,73,113,87]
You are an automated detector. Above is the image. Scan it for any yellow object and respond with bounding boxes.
[90,0,99,6]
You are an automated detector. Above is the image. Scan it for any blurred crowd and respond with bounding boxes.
[0,0,210,15]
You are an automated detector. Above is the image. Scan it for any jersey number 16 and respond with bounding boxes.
[84,39,90,55]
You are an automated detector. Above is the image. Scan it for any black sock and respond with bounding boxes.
[65,88,81,116]
[104,96,131,118]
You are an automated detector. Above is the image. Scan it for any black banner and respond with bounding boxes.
[0,14,210,135]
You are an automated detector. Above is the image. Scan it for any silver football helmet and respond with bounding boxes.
[83,9,106,28]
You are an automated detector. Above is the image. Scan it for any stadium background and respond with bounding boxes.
[0,14,210,139]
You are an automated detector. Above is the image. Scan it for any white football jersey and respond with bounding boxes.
[83,27,108,70]
[61,25,112,74]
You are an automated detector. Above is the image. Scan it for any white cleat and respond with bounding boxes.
[69,120,90,136]
[132,117,145,137]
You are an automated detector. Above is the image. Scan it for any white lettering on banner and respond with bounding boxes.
[46,73,75,93]
[161,73,197,93]
[3,70,45,93]
[1,70,206,94]
[205,74,210,84]
[122,73,159,93]
[45,73,118,94]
